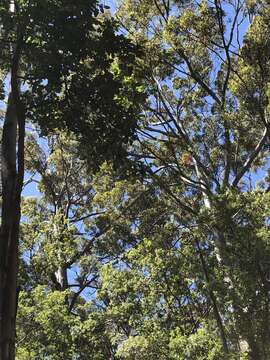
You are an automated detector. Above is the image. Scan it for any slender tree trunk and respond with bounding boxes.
[0,93,23,360]
[0,24,25,357]
[0,94,17,360]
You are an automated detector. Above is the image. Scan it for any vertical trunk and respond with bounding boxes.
[0,93,23,360]
[55,266,68,291]
[0,95,25,360]
[54,213,69,292]
[0,2,25,354]
[0,21,25,357]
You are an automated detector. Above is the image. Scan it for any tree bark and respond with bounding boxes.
[0,94,22,360]
[0,95,25,360]
[0,24,25,358]
[0,4,25,354]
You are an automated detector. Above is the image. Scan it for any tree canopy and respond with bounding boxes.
[0,1,269,360]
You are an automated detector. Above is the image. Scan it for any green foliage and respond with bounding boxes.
[169,326,224,360]
[17,286,75,359]
[13,1,270,359]
[0,0,145,169]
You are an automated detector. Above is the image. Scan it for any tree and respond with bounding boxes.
[16,133,111,359]
[3,0,270,358]
[18,132,264,359]
[0,1,142,358]
[16,132,149,359]
[103,0,270,358]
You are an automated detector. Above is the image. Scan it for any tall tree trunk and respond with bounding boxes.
[0,93,24,360]
[0,96,25,360]
[0,24,25,358]
[0,94,18,360]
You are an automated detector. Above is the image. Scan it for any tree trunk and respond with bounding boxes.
[55,266,68,291]
[0,90,25,359]
[0,94,21,360]
[0,8,25,355]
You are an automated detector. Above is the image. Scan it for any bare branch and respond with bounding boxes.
[232,126,270,187]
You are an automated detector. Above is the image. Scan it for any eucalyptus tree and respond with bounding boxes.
[110,0,270,358]
[16,132,153,359]
[0,1,142,358]
[17,132,267,359]
[16,133,112,359]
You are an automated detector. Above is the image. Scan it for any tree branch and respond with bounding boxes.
[232,126,269,187]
